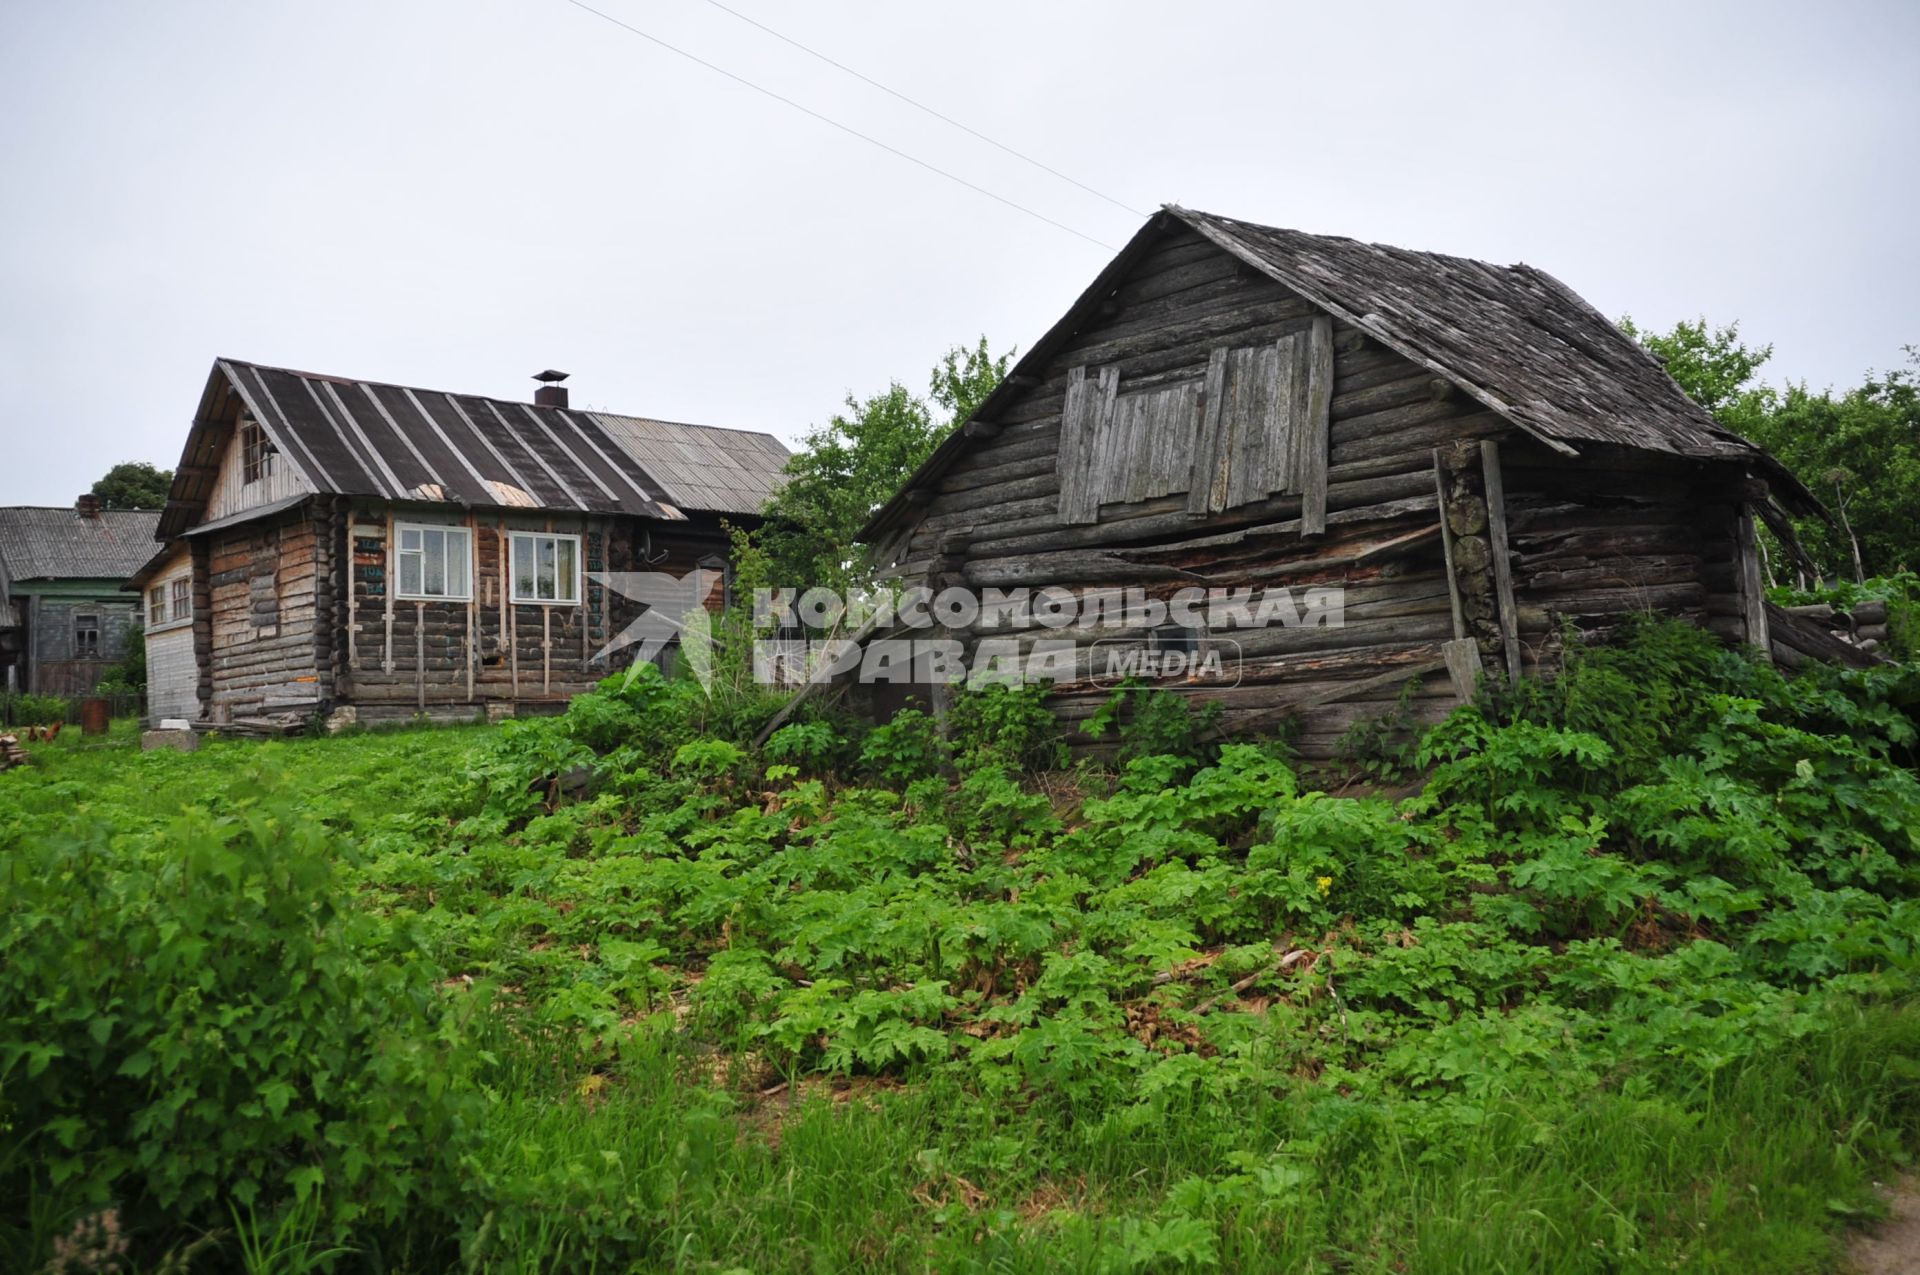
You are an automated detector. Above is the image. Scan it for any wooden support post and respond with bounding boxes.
[382,511,395,675]
[1479,439,1522,688]
[415,601,426,710]
[1442,637,1481,702]
[1432,449,1467,641]
[1300,315,1333,537]
[1736,506,1772,660]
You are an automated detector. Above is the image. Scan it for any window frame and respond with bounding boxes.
[148,585,168,628]
[73,612,102,659]
[394,522,474,603]
[239,416,280,486]
[169,577,192,623]
[509,532,583,606]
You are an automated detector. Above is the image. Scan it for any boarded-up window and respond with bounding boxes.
[1057,370,1204,523]
[1055,315,1333,531]
[1189,316,1333,526]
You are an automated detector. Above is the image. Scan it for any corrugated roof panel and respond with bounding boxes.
[589,412,791,515]
[0,508,162,582]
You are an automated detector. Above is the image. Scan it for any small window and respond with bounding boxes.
[74,613,101,659]
[169,577,192,623]
[510,533,581,605]
[1150,622,1203,655]
[240,416,279,484]
[148,585,167,628]
[396,524,473,601]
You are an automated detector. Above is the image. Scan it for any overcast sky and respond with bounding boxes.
[1,0,1914,505]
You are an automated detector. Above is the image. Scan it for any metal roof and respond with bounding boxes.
[588,413,790,516]
[158,360,791,537]
[0,507,162,583]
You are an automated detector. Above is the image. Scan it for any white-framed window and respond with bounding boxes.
[148,577,194,630]
[239,416,279,485]
[396,523,472,601]
[510,532,581,605]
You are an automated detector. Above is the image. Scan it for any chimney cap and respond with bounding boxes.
[533,369,570,383]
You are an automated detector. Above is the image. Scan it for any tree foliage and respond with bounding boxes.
[89,461,174,511]
[1623,317,1920,578]
[754,337,1011,592]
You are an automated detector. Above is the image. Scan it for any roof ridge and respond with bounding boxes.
[219,356,771,438]
[1167,205,1526,277]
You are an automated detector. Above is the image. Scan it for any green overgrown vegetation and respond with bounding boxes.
[4,624,1920,1272]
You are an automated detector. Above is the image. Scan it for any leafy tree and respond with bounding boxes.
[90,461,174,510]
[756,337,1011,592]
[1622,317,1920,579]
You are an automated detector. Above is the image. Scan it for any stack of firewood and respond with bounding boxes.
[1780,600,1892,654]
[0,733,28,770]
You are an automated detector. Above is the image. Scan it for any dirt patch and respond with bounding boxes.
[1850,1179,1920,1275]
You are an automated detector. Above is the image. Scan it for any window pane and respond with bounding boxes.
[447,531,468,599]
[538,537,557,600]
[401,527,421,552]
[556,538,577,602]
[172,579,190,616]
[514,535,537,600]
[424,530,446,596]
[400,550,423,597]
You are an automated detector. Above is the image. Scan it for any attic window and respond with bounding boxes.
[240,416,279,484]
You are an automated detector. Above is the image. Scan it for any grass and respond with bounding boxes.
[4,639,1919,1273]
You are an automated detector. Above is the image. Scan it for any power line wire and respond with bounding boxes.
[561,0,1117,250]
[698,0,1146,218]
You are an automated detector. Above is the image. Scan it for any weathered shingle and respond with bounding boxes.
[0,508,162,583]
[1171,208,1781,471]
[589,414,791,516]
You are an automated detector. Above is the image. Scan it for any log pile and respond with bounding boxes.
[1768,600,1892,669]
[0,733,27,770]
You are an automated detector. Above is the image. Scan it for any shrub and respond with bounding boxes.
[1081,679,1221,768]
[947,682,1066,771]
[3,693,69,728]
[859,708,950,785]
[0,773,478,1263]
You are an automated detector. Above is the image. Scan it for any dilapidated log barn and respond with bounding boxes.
[135,360,788,726]
[857,207,1828,756]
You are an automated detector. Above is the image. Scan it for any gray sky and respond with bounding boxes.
[2,0,1914,505]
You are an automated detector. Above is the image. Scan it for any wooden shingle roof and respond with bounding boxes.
[1173,208,1794,476]
[862,207,1813,539]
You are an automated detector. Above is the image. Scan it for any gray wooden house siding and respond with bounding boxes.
[858,209,1820,757]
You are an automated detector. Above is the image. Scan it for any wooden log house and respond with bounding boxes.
[134,360,788,726]
[854,207,1829,757]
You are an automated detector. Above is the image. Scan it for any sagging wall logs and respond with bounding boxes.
[1492,441,1745,669]
[881,228,1505,756]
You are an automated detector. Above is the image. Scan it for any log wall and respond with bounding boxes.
[873,227,1501,757]
[199,501,734,722]
[870,227,1754,757]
